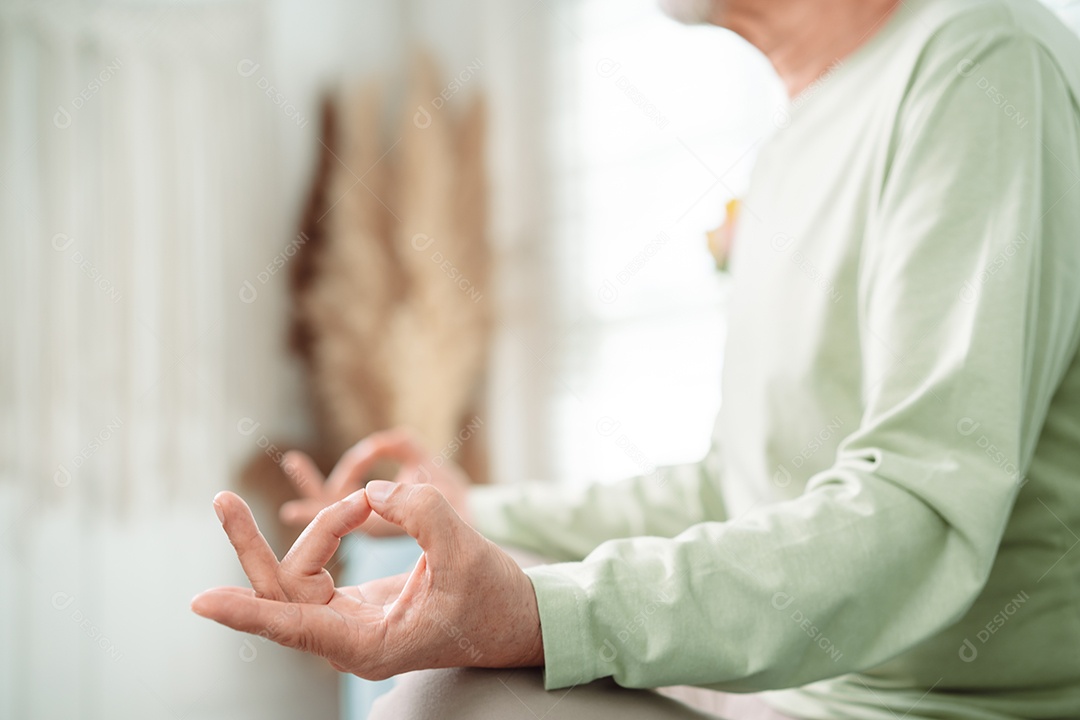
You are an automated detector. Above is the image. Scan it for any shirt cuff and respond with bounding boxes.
[524,563,605,690]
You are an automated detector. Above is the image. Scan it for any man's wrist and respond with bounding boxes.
[514,570,546,667]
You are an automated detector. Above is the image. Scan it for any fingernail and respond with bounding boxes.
[342,489,366,505]
[365,480,394,502]
[213,501,225,524]
[191,592,211,617]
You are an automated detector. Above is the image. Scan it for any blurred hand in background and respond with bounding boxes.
[279,428,472,536]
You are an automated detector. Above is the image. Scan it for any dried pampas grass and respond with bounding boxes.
[287,51,492,479]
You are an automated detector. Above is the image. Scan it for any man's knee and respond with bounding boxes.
[369,667,551,720]
[369,667,717,720]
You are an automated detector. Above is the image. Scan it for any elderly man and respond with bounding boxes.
[193,0,1080,717]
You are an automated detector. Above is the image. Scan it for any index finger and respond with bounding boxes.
[324,428,426,499]
[280,490,373,579]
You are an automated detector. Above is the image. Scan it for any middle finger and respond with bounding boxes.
[278,490,372,597]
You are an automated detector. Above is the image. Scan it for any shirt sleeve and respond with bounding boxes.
[467,440,727,561]
[523,31,1080,691]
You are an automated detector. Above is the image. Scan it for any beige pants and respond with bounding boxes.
[369,667,798,720]
[369,547,796,720]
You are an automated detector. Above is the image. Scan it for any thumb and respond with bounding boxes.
[365,481,463,557]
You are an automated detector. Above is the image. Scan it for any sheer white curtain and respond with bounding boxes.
[0,2,333,717]
[0,1,550,717]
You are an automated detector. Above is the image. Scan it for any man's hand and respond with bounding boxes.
[191,482,544,679]
[279,427,472,536]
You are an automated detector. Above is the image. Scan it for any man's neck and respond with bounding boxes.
[722,0,901,97]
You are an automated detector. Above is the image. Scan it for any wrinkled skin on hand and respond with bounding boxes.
[192,481,543,679]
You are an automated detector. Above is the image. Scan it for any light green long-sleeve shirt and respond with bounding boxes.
[469,1,1080,717]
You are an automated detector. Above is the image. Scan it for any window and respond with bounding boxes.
[490,0,784,486]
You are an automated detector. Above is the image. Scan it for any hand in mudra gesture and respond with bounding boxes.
[191,481,544,678]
